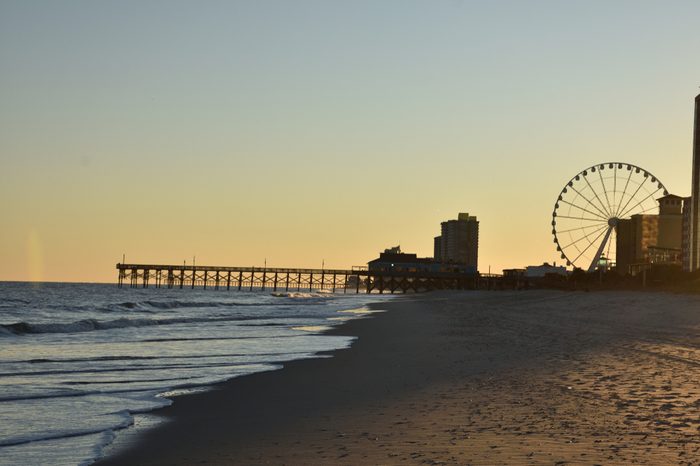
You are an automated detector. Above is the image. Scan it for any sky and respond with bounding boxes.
[1,0,699,283]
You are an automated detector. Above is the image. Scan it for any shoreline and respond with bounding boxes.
[95,296,399,465]
[96,296,402,465]
[98,290,700,465]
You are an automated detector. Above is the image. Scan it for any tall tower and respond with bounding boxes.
[437,213,479,270]
[691,94,700,271]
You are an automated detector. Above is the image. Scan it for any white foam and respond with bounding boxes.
[270,292,333,299]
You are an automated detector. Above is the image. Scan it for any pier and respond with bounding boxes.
[116,263,483,294]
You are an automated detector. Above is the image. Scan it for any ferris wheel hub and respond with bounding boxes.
[607,217,619,227]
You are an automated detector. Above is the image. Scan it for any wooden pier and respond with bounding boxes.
[116,263,483,294]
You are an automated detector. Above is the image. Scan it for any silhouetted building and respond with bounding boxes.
[502,268,525,278]
[690,94,700,271]
[658,194,683,248]
[368,246,476,275]
[616,215,658,274]
[683,196,692,272]
[525,263,568,278]
[434,213,479,270]
[616,195,684,274]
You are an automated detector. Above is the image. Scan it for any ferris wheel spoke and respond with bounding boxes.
[614,167,635,218]
[618,186,663,220]
[598,169,615,216]
[555,215,609,222]
[567,184,611,219]
[570,226,611,265]
[559,224,609,250]
[615,176,647,219]
[612,164,617,213]
[556,222,608,235]
[557,199,609,220]
[583,174,613,218]
[628,204,663,216]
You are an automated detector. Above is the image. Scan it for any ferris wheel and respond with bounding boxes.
[552,162,668,272]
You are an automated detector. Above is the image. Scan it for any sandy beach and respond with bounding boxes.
[98,290,700,465]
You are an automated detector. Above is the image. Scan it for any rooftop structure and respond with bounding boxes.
[525,263,568,278]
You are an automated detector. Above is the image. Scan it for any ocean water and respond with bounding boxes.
[0,282,388,466]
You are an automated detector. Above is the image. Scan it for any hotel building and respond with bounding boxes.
[616,195,683,274]
[434,213,479,270]
[690,94,700,271]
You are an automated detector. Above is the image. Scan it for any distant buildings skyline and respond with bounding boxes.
[616,194,683,274]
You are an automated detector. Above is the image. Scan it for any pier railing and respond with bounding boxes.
[116,263,486,294]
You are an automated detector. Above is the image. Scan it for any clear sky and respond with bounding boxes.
[1,0,699,282]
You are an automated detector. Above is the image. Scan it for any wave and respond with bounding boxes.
[0,350,309,367]
[0,363,282,402]
[81,300,276,313]
[0,411,133,447]
[1,298,31,304]
[0,314,320,337]
[2,295,331,318]
[114,300,268,310]
[36,297,327,314]
[0,356,311,378]
[270,292,333,299]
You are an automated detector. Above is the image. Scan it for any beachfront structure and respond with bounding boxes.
[368,247,476,275]
[502,268,525,278]
[616,216,658,274]
[434,213,479,270]
[524,263,568,278]
[690,94,700,272]
[657,195,684,249]
[683,196,692,272]
[368,250,433,273]
[615,194,683,274]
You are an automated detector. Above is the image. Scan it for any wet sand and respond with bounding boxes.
[98,290,700,465]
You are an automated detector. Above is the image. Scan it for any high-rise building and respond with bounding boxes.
[683,196,692,272]
[689,94,700,271]
[434,213,479,270]
[433,236,442,260]
[616,215,659,274]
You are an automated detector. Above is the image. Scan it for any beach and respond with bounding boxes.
[98,290,700,465]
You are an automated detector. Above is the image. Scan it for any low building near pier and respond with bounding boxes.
[368,246,477,275]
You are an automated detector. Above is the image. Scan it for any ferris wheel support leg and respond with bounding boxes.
[587,226,613,273]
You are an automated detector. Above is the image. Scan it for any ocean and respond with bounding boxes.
[0,282,388,466]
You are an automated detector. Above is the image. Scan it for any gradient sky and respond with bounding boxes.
[1,0,699,282]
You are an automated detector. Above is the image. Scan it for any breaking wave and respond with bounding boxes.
[0,314,317,336]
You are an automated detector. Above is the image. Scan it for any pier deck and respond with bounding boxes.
[116,263,484,294]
